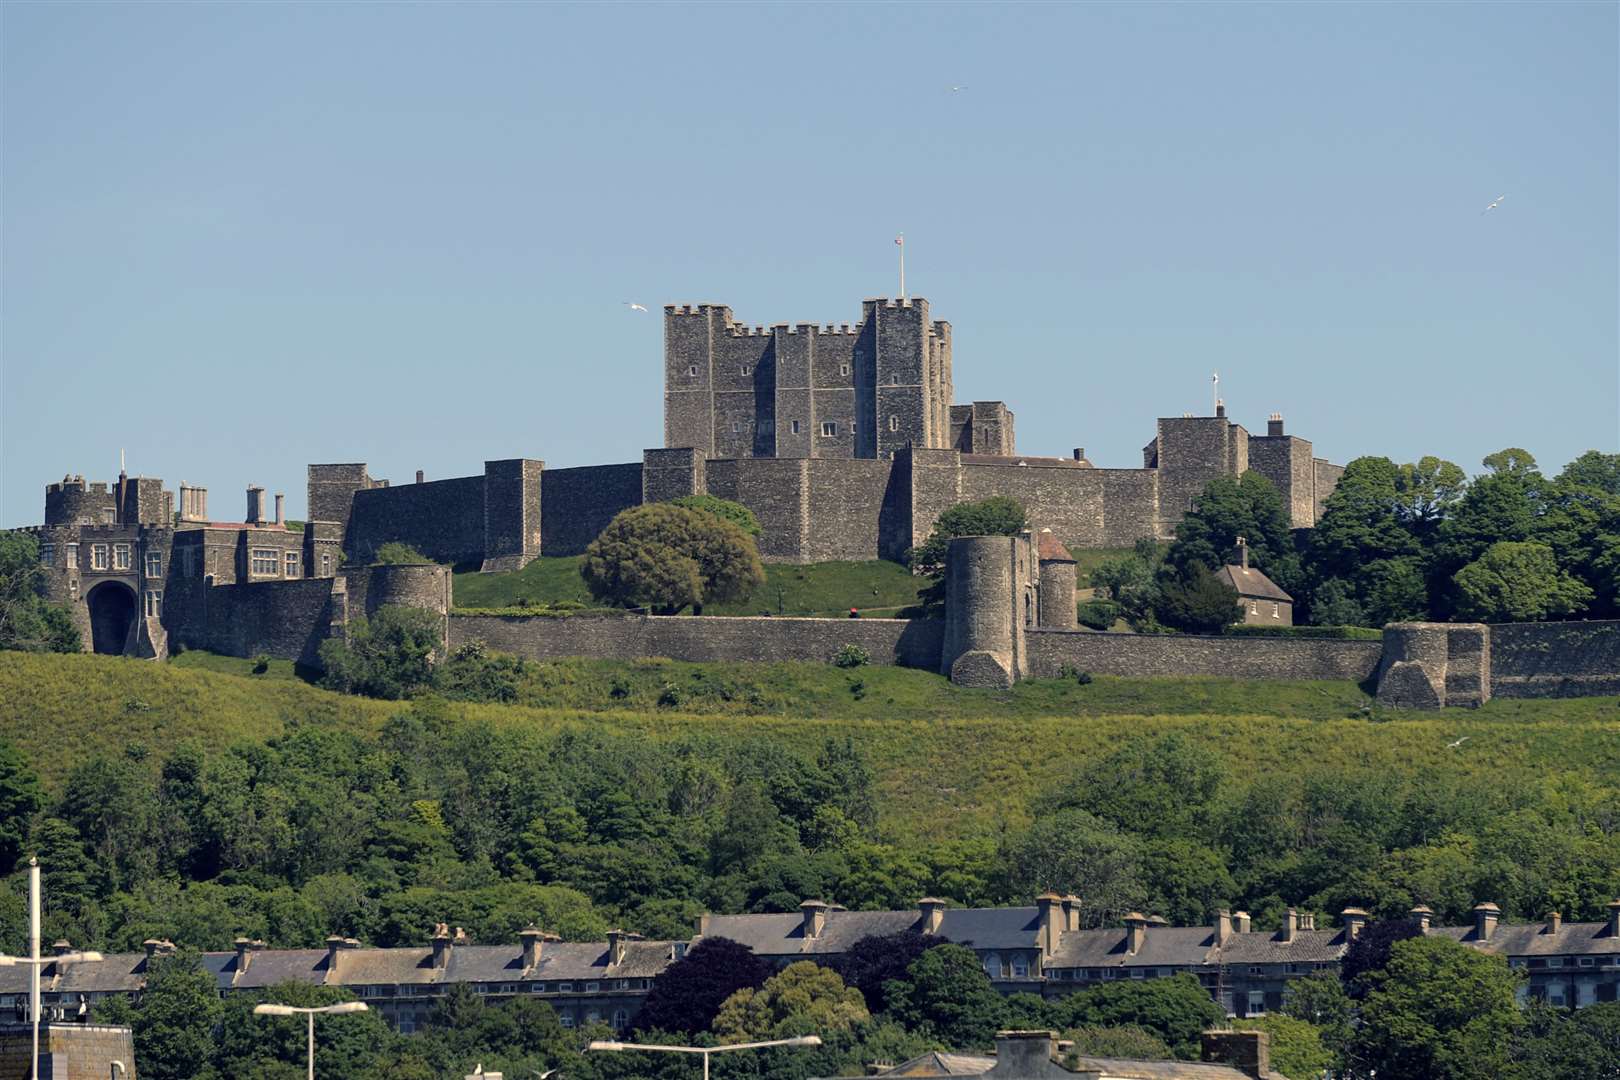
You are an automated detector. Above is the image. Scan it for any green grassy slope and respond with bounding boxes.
[3,651,1616,842]
[451,556,930,617]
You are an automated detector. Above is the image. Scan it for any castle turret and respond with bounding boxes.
[941,533,1032,687]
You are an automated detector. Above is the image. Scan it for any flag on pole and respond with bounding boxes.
[895,235,904,246]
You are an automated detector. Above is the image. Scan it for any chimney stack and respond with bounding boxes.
[1214,910,1232,947]
[325,935,347,969]
[416,470,425,484]
[1545,911,1562,935]
[1037,893,1062,957]
[1268,413,1284,437]
[431,923,452,968]
[607,929,627,967]
[1216,402,1227,418]
[1608,899,1620,938]
[800,899,828,940]
[179,484,209,523]
[1072,448,1086,461]
[274,493,285,526]
[1280,908,1297,943]
[917,897,946,935]
[234,937,257,973]
[1341,908,1369,940]
[520,927,544,968]
[1410,905,1433,932]
[1202,1030,1271,1079]
[1062,895,1082,933]
[1124,912,1148,955]
[246,485,266,525]
[1234,536,1249,570]
[1233,911,1251,933]
[142,939,175,960]
[52,940,74,957]
[1473,902,1501,942]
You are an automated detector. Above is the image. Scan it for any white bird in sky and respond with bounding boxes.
[1446,736,1470,749]
[624,302,648,313]
[949,85,966,92]
[1481,194,1506,215]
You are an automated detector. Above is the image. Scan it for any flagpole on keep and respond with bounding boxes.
[896,233,905,300]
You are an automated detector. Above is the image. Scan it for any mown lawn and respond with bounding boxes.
[4,651,1615,842]
[451,556,930,618]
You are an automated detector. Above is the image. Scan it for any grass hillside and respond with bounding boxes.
[5,651,1617,843]
[451,556,930,617]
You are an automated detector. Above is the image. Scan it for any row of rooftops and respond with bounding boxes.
[7,898,1618,1000]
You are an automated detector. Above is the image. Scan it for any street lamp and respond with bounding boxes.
[253,1000,370,1080]
[588,1035,822,1080]
[0,859,104,1080]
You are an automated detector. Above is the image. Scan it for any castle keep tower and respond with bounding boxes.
[663,298,959,460]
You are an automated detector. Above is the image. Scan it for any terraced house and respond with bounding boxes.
[4,899,1616,1031]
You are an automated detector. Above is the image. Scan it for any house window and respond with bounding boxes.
[101,507,115,523]
[821,421,837,437]
[1011,958,1030,978]
[687,365,698,377]
[1579,958,1595,967]
[1548,957,1564,968]
[889,415,899,432]
[321,553,332,576]
[145,591,163,617]
[585,981,599,993]
[983,953,1001,977]
[740,364,750,375]
[1247,991,1266,1016]
[558,983,573,993]
[113,543,132,570]
[284,552,300,578]
[839,363,849,376]
[559,1014,574,1029]
[612,1009,628,1029]
[91,544,109,571]
[585,1009,602,1024]
[40,544,55,568]
[531,983,546,993]
[1249,602,1259,616]
[1271,602,1280,619]
[146,552,162,578]
[251,549,280,576]
[66,544,79,569]
[69,580,78,600]
[790,420,801,435]
[849,421,857,432]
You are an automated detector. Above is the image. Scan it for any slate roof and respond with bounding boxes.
[936,907,1043,952]
[1070,1059,1274,1079]
[1211,928,1348,965]
[1047,927,1215,969]
[701,909,926,957]
[879,1051,995,1076]
[1431,919,1620,956]
[1215,564,1292,603]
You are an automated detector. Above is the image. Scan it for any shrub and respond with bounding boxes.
[1153,569,1242,635]
[1225,624,1383,640]
[833,643,870,668]
[670,495,762,537]
[250,655,270,675]
[433,641,528,703]
[581,504,765,615]
[373,542,432,566]
[1077,599,1120,630]
[317,605,443,699]
[657,683,684,708]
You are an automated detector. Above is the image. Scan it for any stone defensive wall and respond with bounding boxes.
[450,612,945,670]
[541,463,647,556]
[1489,620,1620,698]
[1024,628,1384,682]
[348,475,486,564]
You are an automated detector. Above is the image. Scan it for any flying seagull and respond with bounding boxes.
[623,302,648,313]
[1481,194,1506,215]
[1446,736,1470,749]
[949,85,966,92]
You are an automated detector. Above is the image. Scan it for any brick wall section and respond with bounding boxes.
[540,464,644,556]
[1025,629,1383,681]
[347,476,486,564]
[0,1023,138,1080]
[1490,620,1620,697]
[450,612,944,669]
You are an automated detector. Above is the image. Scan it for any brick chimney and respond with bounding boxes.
[1473,902,1501,942]
[800,899,828,940]
[1280,908,1297,944]
[431,924,452,969]
[1202,1030,1271,1079]
[1233,536,1249,570]
[993,1031,1059,1074]
[416,470,425,484]
[1410,905,1433,932]
[1061,895,1082,933]
[274,493,285,526]
[246,485,266,525]
[1036,893,1062,957]
[1544,911,1561,935]
[1233,911,1251,933]
[520,927,545,968]
[1609,899,1620,938]
[917,897,946,935]
[1268,413,1284,437]
[234,937,257,974]
[1214,910,1232,947]
[1124,912,1148,955]
[142,939,175,959]
[607,929,627,967]
[1341,908,1369,940]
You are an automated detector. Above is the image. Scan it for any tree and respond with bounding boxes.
[0,531,80,653]
[1089,538,1164,629]
[1070,733,1225,842]
[1233,1016,1334,1080]
[1280,969,1352,1053]
[996,808,1146,928]
[131,948,225,1080]
[634,937,774,1036]
[1339,917,1424,998]
[1557,450,1620,497]
[712,960,869,1041]
[1058,1025,1173,1061]
[581,503,765,615]
[1166,472,1300,595]
[318,605,443,699]
[214,983,390,1080]
[836,931,944,1014]
[671,495,763,537]
[1303,457,1429,626]
[0,740,42,874]
[883,943,1007,1049]
[1510,1000,1620,1080]
[1049,973,1226,1060]
[1395,457,1470,534]
[1153,569,1241,635]
[1452,542,1593,622]
[906,498,1028,605]
[1346,936,1521,1080]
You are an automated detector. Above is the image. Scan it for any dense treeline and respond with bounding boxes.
[1091,448,1619,631]
[4,709,1618,961]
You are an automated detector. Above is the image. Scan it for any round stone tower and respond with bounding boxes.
[1036,529,1078,629]
[941,534,1026,688]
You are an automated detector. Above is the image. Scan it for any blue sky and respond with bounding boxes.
[3,1,1615,527]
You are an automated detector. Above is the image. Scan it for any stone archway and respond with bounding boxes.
[86,581,137,656]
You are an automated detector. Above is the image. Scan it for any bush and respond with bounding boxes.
[670,495,763,537]
[372,542,432,566]
[833,643,870,668]
[433,641,528,703]
[1154,570,1242,635]
[1225,624,1383,640]
[317,606,443,699]
[581,504,765,615]
[250,655,270,675]
[1077,599,1120,630]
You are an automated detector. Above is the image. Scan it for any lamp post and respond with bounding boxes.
[588,1035,822,1080]
[0,858,104,1080]
[253,1001,370,1080]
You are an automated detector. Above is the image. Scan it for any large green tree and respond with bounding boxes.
[0,740,42,874]
[1452,541,1593,622]
[1303,456,1429,627]
[130,948,225,1080]
[1165,472,1300,596]
[1152,570,1242,634]
[581,503,765,615]
[1049,973,1226,1060]
[1346,936,1522,1080]
[317,605,444,699]
[996,808,1146,928]
[712,960,870,1041]
[883,943,1008,1049]
[906,497,1028,576]
[0,531,80,653]
[670,494,763,537]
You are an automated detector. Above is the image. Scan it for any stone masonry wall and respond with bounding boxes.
[1025,629,1382,681]
[170,577,336,665]
[347,476,486,564]
[540,464,644,556]
[0,1023,139,1080]
[1489,620,1620,698]
[451,612,945,669]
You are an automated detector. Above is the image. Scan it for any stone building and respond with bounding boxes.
[1217,539,1293,626]
[0,1022,137,1080]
